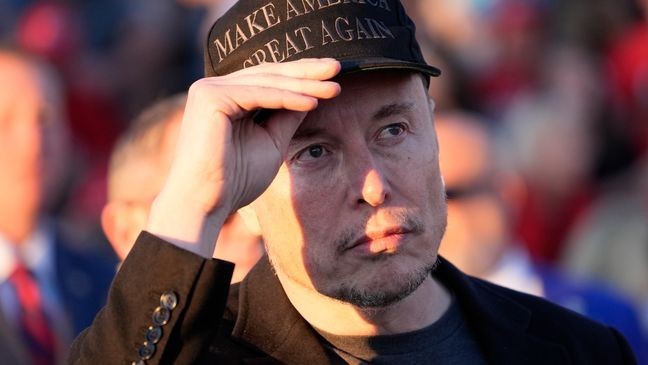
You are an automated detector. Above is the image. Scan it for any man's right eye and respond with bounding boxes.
[295,144,328,161]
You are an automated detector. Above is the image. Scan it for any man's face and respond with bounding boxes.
[253,71,447,307]
[0,55,67,221]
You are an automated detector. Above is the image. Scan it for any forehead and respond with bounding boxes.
[297,70,428,131]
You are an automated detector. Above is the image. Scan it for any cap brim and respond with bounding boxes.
[339,57,441,78]
[252,57,440,126]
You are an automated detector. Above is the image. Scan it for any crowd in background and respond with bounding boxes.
[1,0,647,362]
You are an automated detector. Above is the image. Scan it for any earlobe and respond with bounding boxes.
[101,203,125,259]
[101,202,139,261]
[237,205,262,235]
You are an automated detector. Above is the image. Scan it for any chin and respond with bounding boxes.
[325,254,438,308]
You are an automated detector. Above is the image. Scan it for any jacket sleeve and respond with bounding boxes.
[68,231,234,364]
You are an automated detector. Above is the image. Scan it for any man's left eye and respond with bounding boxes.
[377,123,406,139]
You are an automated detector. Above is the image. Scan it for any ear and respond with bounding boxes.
[237,204,261,236]
[101,202,145,261]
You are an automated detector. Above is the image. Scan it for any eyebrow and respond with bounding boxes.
[372,102,414,120]
[291,126,328,143]
[289,102,415,145]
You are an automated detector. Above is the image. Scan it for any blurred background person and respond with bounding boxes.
[496,45,602,264]
[101,93,263,283]
[561,154,648,348]
[405,2,647,325]
[0,47,115,365]
[435,111,647,362]
[560,0,648,335]
[6,0,203,248]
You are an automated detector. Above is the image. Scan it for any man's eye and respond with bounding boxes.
[378,123,406,139]
[295,145,328,161]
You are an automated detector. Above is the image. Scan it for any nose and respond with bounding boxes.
[360,168,390,206]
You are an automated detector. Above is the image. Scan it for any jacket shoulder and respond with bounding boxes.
[467,276,637,364]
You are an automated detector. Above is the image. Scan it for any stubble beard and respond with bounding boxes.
[266,202,447,309]
[328,213,445,308]
[330,255,440,308]
[323,211,440,308]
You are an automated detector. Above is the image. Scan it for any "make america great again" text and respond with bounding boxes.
[212,0,394,68]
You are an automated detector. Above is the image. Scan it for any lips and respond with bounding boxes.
[345,226,412,254]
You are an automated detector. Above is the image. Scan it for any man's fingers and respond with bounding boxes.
[187,59,342,123]
[264,110,308,157]
[188,80,340,121]
[229,58,341,80]
[216,75,341,101]
[221,86,321,114]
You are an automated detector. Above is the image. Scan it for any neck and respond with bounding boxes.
[278,273,451,336]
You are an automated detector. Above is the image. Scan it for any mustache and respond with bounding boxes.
[334,211,426,253]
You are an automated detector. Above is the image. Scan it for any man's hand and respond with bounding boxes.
[145,59,341,257]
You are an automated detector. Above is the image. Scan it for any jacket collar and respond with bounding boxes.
[231,256,332,365]
[231,256,568,364]
[432,257,568,364]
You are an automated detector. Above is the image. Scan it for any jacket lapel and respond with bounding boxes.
[434,257,570,364]
[0,310,31,365]
[231,256,333,365]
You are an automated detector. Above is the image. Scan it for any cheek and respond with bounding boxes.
[395,137,444,201]
[262,167,346,269]
[256,172,317,262]
[257,194,303,251]
[289,179,345,266]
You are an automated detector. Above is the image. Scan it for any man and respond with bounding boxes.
[435,111,646,362]
[0,48,115,365]
[70,1,637,364]
[101,93,263,282]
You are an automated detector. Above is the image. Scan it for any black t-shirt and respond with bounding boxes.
[315,299,487,364]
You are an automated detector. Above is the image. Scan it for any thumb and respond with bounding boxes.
[264,109,309,157]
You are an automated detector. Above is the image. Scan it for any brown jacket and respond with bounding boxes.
[69,232,637,364]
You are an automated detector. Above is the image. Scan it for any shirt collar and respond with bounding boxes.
[0,233,16,282]
[0,221,55,283]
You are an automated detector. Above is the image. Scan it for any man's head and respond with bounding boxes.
[239,70,446,308]
[208,0,445,308]
[0,48,69,244]
[102,94,186,259]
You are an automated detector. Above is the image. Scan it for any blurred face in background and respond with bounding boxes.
[436,113,509,277]
[104,111,182,259]
[0,51,69,244]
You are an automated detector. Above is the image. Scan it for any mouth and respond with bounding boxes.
[345,227,413,255]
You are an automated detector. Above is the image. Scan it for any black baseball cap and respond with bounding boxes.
[204,0,441,81]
